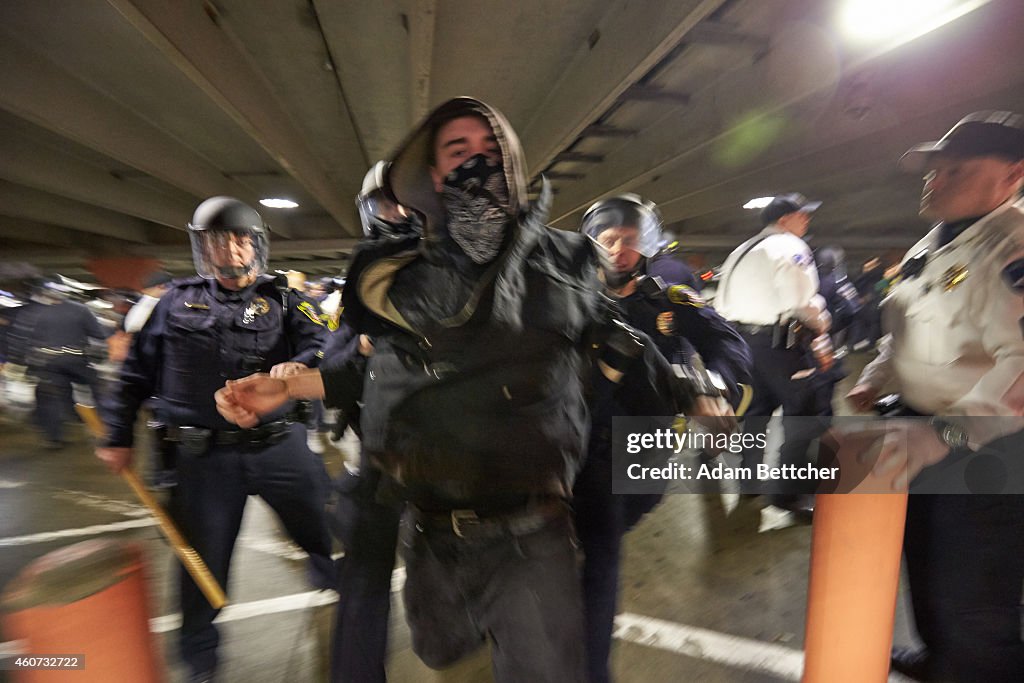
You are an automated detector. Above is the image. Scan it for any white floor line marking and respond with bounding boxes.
[0,518,156,546]
[149,589,340,634]
[1,586,912,682]
[50,488,149,517]
[0,479,25,489]
[614,612,805,680]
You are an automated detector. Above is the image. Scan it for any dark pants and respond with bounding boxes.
[573,447,658,683]
[903,494,1024,682]
[739,333,824,494]
[328,465,401,683]
[169,423,335,676]
[400,508,585,683]
[31,355,98,445]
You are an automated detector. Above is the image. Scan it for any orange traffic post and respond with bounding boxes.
[1,539,162,682]
[802,492,908,682]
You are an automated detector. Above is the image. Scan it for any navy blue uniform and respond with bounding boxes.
[647,253,703,292]
[315,317,400,683]
[573,281,751,683]
[18,300,109,446]
[103,275,334,677]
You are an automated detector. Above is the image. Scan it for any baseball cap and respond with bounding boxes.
[760,193,822,226]
[899,111,1024,173]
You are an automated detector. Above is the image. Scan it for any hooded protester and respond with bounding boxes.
[216,98,713,681]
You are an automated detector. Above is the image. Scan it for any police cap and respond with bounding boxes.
[760,193,821,226]
[899,111,1024,173]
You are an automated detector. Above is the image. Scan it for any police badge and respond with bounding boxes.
[242,296,270,324]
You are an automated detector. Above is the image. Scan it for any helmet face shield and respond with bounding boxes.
[189,228,269,280]
[580,198,661,258]
[357,190,414,238]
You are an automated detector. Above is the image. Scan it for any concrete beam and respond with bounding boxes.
[521,0,727,172]
[408,0,437,125]
[686,20,770,52]
[0,216,134,252]
[0,131,193,230]
[108,0,361,236]
[0,38,255,209]
[621,84,691,105]
[0,181,155,244]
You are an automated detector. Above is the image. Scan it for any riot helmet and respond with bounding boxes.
[187,196,269,280]
[580,194,663,288]
[357,161,418,240]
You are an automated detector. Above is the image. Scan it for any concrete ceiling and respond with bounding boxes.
[0,0,1021,280]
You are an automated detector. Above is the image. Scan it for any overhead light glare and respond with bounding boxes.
[743,196,774,210]
[840,0,988,46]
[259,198,299,209]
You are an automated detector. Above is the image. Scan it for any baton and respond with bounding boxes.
[75,400,228,610]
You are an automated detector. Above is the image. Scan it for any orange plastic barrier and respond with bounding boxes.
[802,493,908,682]
[1,539,162,682]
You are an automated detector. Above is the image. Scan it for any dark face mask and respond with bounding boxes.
[441,154,511,264]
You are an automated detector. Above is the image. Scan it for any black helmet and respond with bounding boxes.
[357,161,420,240]
[581,194,663,288]
[187,196,270,279]
[580,194,663,258]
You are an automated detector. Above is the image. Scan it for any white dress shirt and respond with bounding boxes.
[858,200,1024,445]
[715,225,827,329]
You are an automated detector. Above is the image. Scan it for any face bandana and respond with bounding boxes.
[441,154,511,264]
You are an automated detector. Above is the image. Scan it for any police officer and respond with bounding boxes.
[575,194,752,683]
[846,111,1024,682]
[13,279,110,449]
[321,161,419,683]
[96,196,335,683]
[715,194,832,506]
[215,98,703,682]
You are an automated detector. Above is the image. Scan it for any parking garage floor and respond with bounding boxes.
[0,351,918,682]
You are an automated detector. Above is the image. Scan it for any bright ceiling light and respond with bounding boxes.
[743,196,774,210]
[259,198,299,209]
[840,0,989,46]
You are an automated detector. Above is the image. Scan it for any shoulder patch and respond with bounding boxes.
[1002,258,1024,293]
[297,300,325,326]
[666,284,705,308]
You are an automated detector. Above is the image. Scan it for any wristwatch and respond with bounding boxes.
[929,418,972,451]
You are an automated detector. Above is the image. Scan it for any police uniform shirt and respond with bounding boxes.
[103,275,327,447]
[858,199,1024,445]
[715,225,827,327]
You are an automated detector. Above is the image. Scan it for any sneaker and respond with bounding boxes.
[306,431,325,454]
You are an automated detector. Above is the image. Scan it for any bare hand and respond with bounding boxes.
[358,334,375,357]
[845,384,878,413]
[216,373,289,427]
[826,421,950,491]
[270,362,308,378]
[689,395,738,445]
[96,446,133,474]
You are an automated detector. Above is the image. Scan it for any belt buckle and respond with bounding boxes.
[450,509,479,538]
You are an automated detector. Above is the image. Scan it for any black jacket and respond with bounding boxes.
[323,98,676,505]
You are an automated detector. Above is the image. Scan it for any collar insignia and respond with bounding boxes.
[942,264,969,292]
